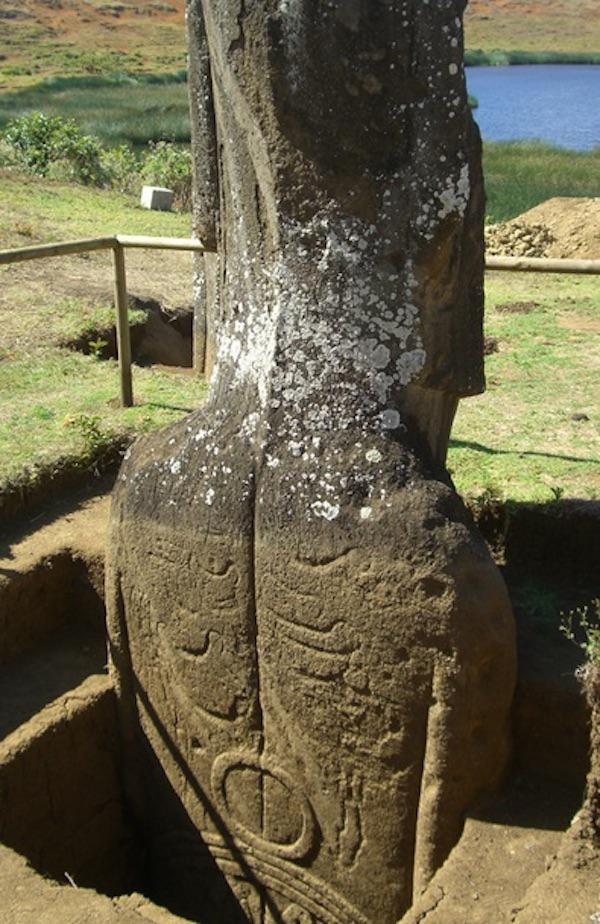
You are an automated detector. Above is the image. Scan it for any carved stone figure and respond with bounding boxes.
[107,3,516,922]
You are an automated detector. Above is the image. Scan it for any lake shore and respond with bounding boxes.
[466,50,600,67]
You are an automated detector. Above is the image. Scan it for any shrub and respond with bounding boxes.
[561,599,600,669]
[4,111,63,174]
[100,144,140,193]
[2,111,194,210]
[3,111,105,185]
[140,140,192,210]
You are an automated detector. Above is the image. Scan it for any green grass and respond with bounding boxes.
[449,272,600,502]
[0,168,201,498]
[0,351,205,490]
[3,270,597,505]
[466,49,600,67]
[483,141,600,224]
[0,168,192,360]
[0,47,145,83]
[0,167,190,245]
[0,73,191,148]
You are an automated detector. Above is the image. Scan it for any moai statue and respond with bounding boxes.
[107,3,516,923]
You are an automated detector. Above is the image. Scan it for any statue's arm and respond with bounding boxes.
[185,0,219,250]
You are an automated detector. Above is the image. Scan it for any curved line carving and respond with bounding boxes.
[210,751,317,861]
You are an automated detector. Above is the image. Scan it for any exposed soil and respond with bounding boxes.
[403,777,585,924]
[0,485,598,922]
[483,334,500,355]
[486,197,600,260]
[65,295,193,367]
[0,494,138,903]
[496,300,542,314]
[0,441,126,531]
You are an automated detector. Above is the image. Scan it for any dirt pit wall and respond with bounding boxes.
[0,492,598,922]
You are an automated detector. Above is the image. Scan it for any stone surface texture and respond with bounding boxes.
[108,3,516,923]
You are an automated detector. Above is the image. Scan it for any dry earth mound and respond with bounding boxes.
[486,197,600,259]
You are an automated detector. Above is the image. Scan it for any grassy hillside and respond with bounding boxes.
[0,0,599,92]
[0,0,187,89]
[466,0,600,56]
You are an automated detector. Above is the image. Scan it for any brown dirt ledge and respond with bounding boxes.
[401,780,599,923]
[0,842,190,924]
[0,492,598,922]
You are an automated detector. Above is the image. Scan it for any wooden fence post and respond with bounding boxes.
[112,243,133,408]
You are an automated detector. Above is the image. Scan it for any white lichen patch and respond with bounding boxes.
[204,198,436,517]
[278,0,307,92]
[311,500,340,521]
[381,408,401,430]
[437,163,470,220]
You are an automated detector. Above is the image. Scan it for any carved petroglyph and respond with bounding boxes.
[211,751,317,860]
[282,905,314,924]
[107,2,516,922]
[203,832,371,924]
[336,769,364,869]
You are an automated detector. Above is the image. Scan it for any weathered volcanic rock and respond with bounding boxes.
[583,666,600,844]
[107,3,516,922]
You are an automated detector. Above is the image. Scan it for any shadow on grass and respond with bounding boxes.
[450,438,597,465]
[144,402,194,413]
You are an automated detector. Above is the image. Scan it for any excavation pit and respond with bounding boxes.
[65,296,194,369]
[0,494,597,923]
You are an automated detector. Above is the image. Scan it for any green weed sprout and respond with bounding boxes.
[561,599,600,669]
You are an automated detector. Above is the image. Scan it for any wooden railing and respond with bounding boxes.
[0,235,206,407]
[485,256,600,275]
[0,236,598,407]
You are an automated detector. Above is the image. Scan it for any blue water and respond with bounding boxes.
[466,64,600,151]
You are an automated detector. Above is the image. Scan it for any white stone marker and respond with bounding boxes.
[140,186,174,211]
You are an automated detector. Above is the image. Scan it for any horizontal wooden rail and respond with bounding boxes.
[2,239,596,274]
[486,255,600,275]
[0,233,597,409]
[116,234,206,252]
[0,237,116,265]
[0,235,207,265]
